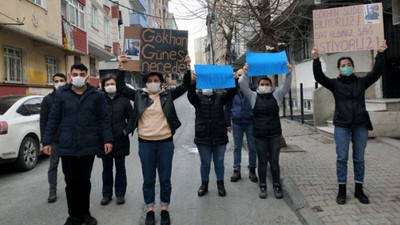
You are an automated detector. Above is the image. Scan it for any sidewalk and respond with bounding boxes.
[279,118,400,225]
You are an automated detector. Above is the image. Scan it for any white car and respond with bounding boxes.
[0,95,44,171]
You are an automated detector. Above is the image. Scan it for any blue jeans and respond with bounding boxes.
[334,125,368,184]
[254,135,281,186]
[48,142,60,191]
[101,156,127,198]
[196,144,226,181]
[232,123,257,170]
[138,140,174,207]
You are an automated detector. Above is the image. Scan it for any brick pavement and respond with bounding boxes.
[279,118,400,225]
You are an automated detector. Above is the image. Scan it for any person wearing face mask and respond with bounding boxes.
[98,74,134,206]
[117,55,191,225]
[312,40,388,205]
[42,63,113,225]
[239,62,293,199]
[187,72,238,198]
[40,73,67,203]
[225,69,258,184]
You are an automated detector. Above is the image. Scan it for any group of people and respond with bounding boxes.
[39,39,387,225]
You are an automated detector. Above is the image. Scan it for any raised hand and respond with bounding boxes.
[311,45,319,59]
[378,40,388,53]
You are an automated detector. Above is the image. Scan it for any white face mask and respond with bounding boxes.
[54,82,65,90]
[146,82,161,93]
[71,76,87,88]
[202,89,213,96]
[105,85,116,94]
[258,86,272,94]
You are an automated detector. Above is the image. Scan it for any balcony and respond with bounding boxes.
[129,0,147,12]
[129,13,147,28]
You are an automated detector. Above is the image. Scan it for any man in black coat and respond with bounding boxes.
[40,73,67,203]
[42,63,113,225]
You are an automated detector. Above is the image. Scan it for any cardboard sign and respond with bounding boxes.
[313,3,384,53]
[246,51,288,76]
[122,26,188,74]
[194,65,235,89]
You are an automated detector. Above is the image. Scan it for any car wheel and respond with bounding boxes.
[14,136,39,171]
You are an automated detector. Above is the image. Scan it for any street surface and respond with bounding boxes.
[0,95,303,225]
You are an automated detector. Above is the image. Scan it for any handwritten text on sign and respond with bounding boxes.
[313,3,384,53]
[141,28,188,74]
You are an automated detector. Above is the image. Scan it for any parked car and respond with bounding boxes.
[0,95,44,171]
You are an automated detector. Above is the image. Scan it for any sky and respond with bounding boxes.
[168,0,208,63]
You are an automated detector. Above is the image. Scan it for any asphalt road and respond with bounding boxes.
[0,95,303,225]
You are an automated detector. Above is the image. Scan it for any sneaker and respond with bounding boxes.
[63,216,81,225]
[273,185,283,199]
[249,169,258,183]
[116,197,125,205]
[259,187,267,199]
[145,211,155,225]
[81,214,97,225]
[48,190,57,203]
[230,170,241,182]
[160,210,171,225]
[100,197,112,205]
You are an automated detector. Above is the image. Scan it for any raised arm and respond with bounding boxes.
[238,73,257,109]
[116,55,137,100]
[171,55,192,100]
[362,40,388,88]
[187,73,200,107]
[312,46,335,91]
[273,63,292,102]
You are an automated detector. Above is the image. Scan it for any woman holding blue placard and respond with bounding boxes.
[188,72,238,197]
[312,40,387,205]
[239,62,292,199]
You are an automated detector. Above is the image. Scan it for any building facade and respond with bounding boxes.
[0,0,119,96]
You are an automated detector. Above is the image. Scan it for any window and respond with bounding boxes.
[91,6,98,29]
[46,56,59,84]
[3,46,23,83]
[65,0,85,29]
[28,0,46,8]
[17,98,42,116]
[104,18,110,45]
[90,57,97,77]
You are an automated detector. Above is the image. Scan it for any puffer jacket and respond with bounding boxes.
[313,52,385,127]
[99,92,134,157]
[188,82,237,145]
[41,83,113,156]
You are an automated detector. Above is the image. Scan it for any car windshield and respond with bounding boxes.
[0,95,24,115]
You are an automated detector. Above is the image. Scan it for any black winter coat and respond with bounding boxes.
[99,92,134,158]
[116,70,191,137]
[313,52,385,127]
[187,82,237,145]
[40,90,60,142]
[41,83,113,156]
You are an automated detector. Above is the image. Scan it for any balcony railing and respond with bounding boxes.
[129,0,147,12]
[129,13,147,28]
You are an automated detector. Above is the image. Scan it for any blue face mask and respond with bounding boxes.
[340,66,354,76]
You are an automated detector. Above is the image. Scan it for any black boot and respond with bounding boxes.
[354,183,369,204]
[198,181,208,197]
[273,183,283,199]
[336,184,346,204]
[217,180,226,197]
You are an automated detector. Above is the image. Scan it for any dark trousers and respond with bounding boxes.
[61,155,95,217]
[254,135,281,186]
[102,156,127,198]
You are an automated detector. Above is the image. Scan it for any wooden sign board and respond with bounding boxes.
[122,26,188,74]
[313,3,384,53]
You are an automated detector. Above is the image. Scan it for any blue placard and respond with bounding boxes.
[194,65,235,89]
[246,51,288,76]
